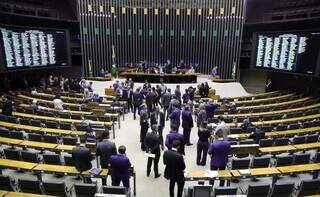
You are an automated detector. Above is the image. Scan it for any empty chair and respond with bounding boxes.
[192,185,211,197]
[59,122,72,130]
[214,187,237,197]
[303,121,314,128]
[30,119,42,127]
[19,118,30,125]
[230,127,243,134]
[75,124,89,131]
[84,115,98,121]
[58,112,71,119]
[71,114,82,120]
[21,151,39,163]
[315,152,320,163]
[270,182,294,197]
[297,179,320,196]
[64,155,75,166]
[239,140,254,145]
[292,136,306,144]
[18,179,42,194]
[102,185,127,195]
[43,134,58,143]
[294,153,310,165]
[10,130,24,140]
[251,156,270,168]
[231,158,251,169]
[0,128,11,138]
[276,125,287,131]
[74,183,97,197]
[259,139,274,147]
[43,111,55,117]
[3,149,20,160]
[25,108,34,114]
[62,136,78,145]
[288,123,300,130]
[261,126,273,132]
[276,155,294,167]
[247,183,270,197]
[274,138,289,146]
[6,116,16,123]
[0,175,15,191]
[99,116,112,122]
[42,181,68,197]
[45,121,58,129]
[0,115,7,121]
[43,153,61,165]
[306,134,319,143]
[28,133,43,142]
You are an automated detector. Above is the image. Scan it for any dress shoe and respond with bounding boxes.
[155,173,161,178]
[186,143,193,146]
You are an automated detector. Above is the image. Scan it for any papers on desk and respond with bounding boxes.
[145,153,155,158]
[239,169,251,176]
[228,134,240,139]
[205,170,218,178]
[90,168,102,176]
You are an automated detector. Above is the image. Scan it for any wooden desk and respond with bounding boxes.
[6,192,55,197]
[0,158,37,170]
[0,190,8,197]
[39,128,74,135]
[250,168,280,176]
[277,163,320,174]
[33,164,80,175]
[0,137,23,146]
[186,170,232,180]
[259,145,296,153]
[55,144,75,152]
[294,143,320,151]
[20,141,57,150]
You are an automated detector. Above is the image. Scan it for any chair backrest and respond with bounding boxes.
[18,179,42,194]
[4,149,20,160]
[270,182,294,197]
[214,187,237,197]
[261,126,273,132]
[64,155,75,166]
[84,115,98,121]
[0,175,14,191]
[28,133,43,142]
[288,123,300,130]
[71,114,82,120]
[276,125,287,131]
[62,137,78,145]
[306,134,319,143]
[231,158,251,169]
[0,128,11,138]
[45,121,58,129]
[315,152,320,163]
[276,155,293,167]
[59,122,72,130]
[297,179,320,196]
[102,185,127,195]
[6,116,16,123]
[21,151,39,163]
[247,184,270,197]
[30,119,42,127]
[10,130,24,139]
[43,134,58,143]
[259,139,274,147]
[294,153,310,165]
[0,115,7,121]
[74,183,97,197]
[58,112,71,119]
[230,128,242,134]
[19,118,30,125]
[43,153,61,165]
[75,124,88,131]
[292,136,306,144]
[193,185,211,197]
[274,137,289,146]
[43,181,67,197]
[252,156,270,168]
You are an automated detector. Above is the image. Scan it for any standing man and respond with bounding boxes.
[205,100,218,119]
[208,129,230,186]
[72,145,93,183]
[132,88,142,120]
[174,85,181,105]
[150,106,165,148]
[163,140,186,197]
[109,145,131,189]
[145,88,154,115]
[144,125,161,178]
[96,131,117,185]
[169,106,181,131]
[214,116,230,140]
[197,104,207,128]
[181,105,193,146]
[162,89,172,121]
[197,121,211,165]
[165,126,185,155]
[140,105,149,151]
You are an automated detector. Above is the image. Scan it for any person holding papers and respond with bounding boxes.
[144,124,162,178]
[208,129,231,186]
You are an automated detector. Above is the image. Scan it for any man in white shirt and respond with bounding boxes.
[214,116,230,140]
[53,95,64,111]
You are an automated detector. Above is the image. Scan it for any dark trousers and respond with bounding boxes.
[140,124,148,150]
[196,141,209,165]
[127,100,132,112]
[133,104,139,119]
[169,179,185,197]
[147,104,153,115]
[210,166,226,186]
[112,177,130,188]
[147,150,160,176]
[163,106,169,120]
[183,127,191,144]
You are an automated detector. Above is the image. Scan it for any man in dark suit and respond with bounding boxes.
[96,131,117,185]
[165,126,185,155]
[140,105,149,151]
[109,145,131,188]
[249,128,265,144]
[144,124,161,178]
[161,89,172,121]
[182,105,193,146]
[208,129,230,186]
[163,140,186,197]
[205,101,218,119]
[71,145,93,183]
[169,106,181,130]
[132,88,142,120]
[150,106,165,148]
[1,96,13,116]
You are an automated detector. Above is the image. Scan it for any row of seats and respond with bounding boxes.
[219,91,285,102]
[258,134,319,147]
[186,179,320,197]
[0,174,128,197]
[233,94,301,107]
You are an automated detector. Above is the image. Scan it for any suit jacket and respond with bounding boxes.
[208,139,230,168]
[96,139,117,168]
[163,149,185,181]
[165,132,184,154]
[205,103,218,119]
[197,109,207,127]
[249,130,265,144]
[161,93,172,108]
[144,132,161,153]
[132,91,142,106]
[169,108,181,128]
[110,154,131,179]
[71,146,93,172]
[150,111,165,129]
[182,110,193,129]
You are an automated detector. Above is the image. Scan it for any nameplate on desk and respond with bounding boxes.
[205,170,218,178]
[145,153,155,158]
[239,169,251,176]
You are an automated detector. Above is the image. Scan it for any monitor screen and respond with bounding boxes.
[251,31,320,75]
[0,25,69,70]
